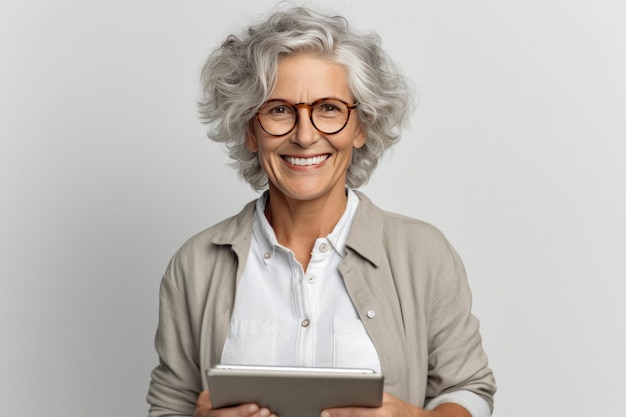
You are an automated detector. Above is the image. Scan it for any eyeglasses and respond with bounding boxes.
[255,98,357,136]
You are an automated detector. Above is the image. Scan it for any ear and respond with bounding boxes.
[245,123,258,152]
[352,126,366,149]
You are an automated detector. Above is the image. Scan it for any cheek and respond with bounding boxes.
[254,142,282,171]
[335,134,363,154]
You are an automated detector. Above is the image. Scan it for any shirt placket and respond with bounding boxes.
[294,238,333,366]
[292,254,312,366]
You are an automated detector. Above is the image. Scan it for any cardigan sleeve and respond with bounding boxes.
[424,245,496,411]
[146,275,201,417]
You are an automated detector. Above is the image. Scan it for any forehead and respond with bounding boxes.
[270,53,353,102]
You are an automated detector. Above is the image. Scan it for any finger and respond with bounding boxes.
[322,406,377,417]
[244,404,279,417]
[196,390,275,417]
[218,402,265,417]
[196,390,212,408]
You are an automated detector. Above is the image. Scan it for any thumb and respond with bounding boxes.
[195,390,213,412]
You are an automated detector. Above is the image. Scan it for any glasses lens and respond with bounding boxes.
[257,100,297,136]
[311,99,351,134]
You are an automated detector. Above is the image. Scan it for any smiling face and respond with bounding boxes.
[246,53,365,204]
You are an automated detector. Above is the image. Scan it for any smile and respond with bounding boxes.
[282,154,330,166]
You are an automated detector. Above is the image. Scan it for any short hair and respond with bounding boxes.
[198,6,414,190]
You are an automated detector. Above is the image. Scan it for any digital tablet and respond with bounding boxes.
[207,364,384,417]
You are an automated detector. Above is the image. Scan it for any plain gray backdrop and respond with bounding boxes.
[1,0,625,416]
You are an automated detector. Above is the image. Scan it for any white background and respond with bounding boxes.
[1,1,625,416]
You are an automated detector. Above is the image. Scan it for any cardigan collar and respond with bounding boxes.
[344,190,384,268]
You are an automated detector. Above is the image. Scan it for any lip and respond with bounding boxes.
[281,153,331,167]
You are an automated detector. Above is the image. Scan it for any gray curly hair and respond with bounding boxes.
[198,7,414,190]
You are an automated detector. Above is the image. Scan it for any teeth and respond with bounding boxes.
[284,155,329,166]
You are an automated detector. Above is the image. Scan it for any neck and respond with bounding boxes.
[265,186,348,268]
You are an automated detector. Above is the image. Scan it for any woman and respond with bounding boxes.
[147,7,496,417]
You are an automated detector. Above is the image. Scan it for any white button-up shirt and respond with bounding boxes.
[221,189,381,372]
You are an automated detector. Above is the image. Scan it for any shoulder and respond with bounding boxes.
[163,199,256,286]
[381,209,447,241]
[353,191,454,254]
[353,192,469,301]
[350,191,465,290]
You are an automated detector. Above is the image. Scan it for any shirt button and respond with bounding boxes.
[366,310,376,319]
[319,242,330,252]
[306,274,317,284]
[301,319,310,327]
[263,252,272,260]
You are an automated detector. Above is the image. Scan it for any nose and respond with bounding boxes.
[291,107,319,147]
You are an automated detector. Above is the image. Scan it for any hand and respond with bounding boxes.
[193,390,277,417]
[321,392,471,417]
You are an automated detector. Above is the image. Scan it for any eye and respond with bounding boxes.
[264,102,295,116]
[319,103,340,113]
[314,100,347,117]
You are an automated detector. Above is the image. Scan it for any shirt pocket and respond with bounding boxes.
[332,318,381,372]
[221,320,277,365]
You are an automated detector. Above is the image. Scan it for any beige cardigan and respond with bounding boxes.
[147,192,496,416]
